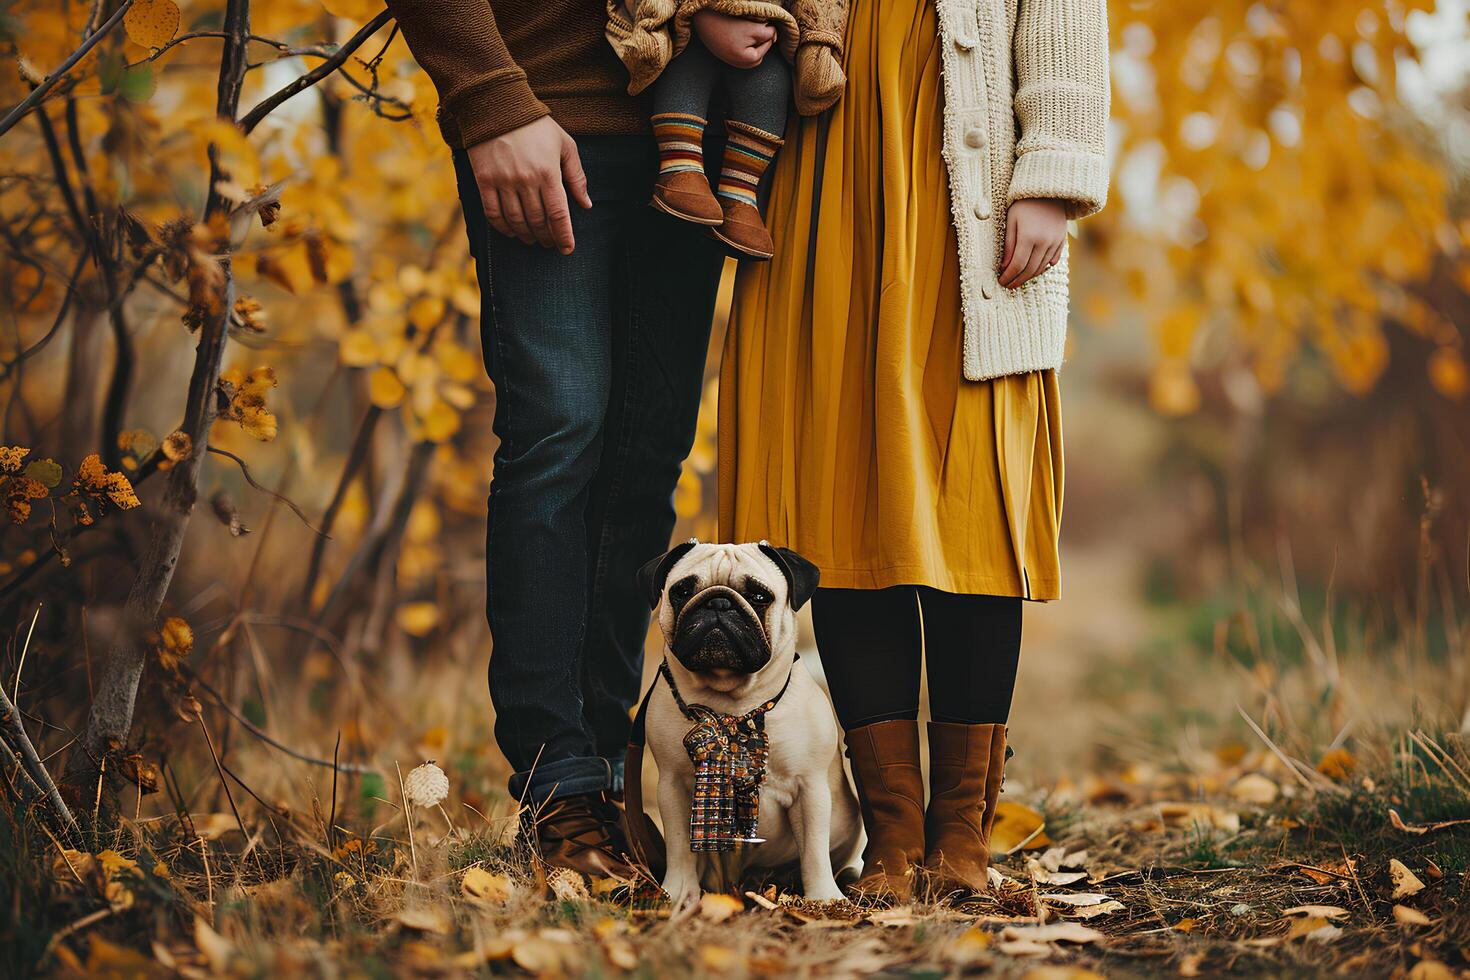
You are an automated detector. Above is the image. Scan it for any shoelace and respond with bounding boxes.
[536,799,627,859]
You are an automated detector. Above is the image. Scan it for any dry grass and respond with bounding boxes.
[4,568,1468,979]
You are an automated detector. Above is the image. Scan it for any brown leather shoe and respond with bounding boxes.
[711,197,775,260]
[528,792,638,880]
[650,170,724,226]
[845,720,926,904]
[923,723,1007,899]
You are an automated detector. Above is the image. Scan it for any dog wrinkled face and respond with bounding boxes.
[640,542,818,690]
[666,572,776,674]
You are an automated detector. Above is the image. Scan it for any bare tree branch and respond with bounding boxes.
[206,446,327,537]
[0,253,87,383]
[190,673,377,775]
[0,684,83,845]
[0,0,138,140]
[239,10,395,135]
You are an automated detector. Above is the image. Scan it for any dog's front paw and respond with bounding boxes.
[804,878,847,903]
[661,872,703,913]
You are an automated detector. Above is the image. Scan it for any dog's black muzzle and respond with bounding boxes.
[670,586,771,674]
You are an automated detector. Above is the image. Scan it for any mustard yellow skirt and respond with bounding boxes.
[716,0,1063,599]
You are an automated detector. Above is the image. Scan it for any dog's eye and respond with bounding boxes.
[744,584,773,607]
[669,578,697,606]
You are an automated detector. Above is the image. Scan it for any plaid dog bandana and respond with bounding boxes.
[659,659,795,852]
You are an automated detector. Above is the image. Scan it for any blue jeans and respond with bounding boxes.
[454,137,724,805]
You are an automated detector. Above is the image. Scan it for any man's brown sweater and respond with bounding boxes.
[386,0,647,148]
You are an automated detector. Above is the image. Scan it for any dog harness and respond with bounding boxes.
[658,659,795,852]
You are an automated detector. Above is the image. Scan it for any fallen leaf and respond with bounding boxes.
[698,944,741,972]
[1423,859,1442,880]
[1281,905,1349,919]
[1041,892,1112,907]
[867,906,920,927]
[991,801,1050,853]
[461,866,513,904]
[949,927,992,965]
[194,917,237,974]
[1030,869,1089,886]
[699,893,744,923]
[84,936,157,976]
[1393,905,1432,926]
[512,934,576,975]
[1316,747,1357,781]
[1158,802,1241,833]
[1389,859,1425,898]
[1230,773,1279,804]
[1285,916,1343,942]
[1173,918,1197,932]
[1000,922,1104,944]
[996,939,1051,957]
[602,936,639,971]
[1178,952,1205,977]
[1020,969,1108,980]
[1295,866,1338,884]
[192,812,243,840]
[1070,900,1126,919]
[396,906,449,934]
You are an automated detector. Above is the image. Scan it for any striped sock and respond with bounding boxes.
[653,112,708,176]
[716,121,783,206]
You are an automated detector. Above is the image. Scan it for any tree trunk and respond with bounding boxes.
[59,304,106,459]
[69,0,253,793]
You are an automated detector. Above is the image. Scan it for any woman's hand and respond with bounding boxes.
[692,10,777,68]
[999,198,1068,289]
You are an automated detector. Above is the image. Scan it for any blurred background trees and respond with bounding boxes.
[0,0,1466,811]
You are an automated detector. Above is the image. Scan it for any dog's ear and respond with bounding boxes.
[637,541,699,610]
[757,543,821,611]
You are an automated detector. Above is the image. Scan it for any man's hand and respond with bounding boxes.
[467,116,592,254]
[999,198,1068,289]
[692,10,776,68]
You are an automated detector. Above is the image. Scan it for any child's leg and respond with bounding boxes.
[650,38,723,179]
[715,54,791,209]
[648,39,725,225]
[709,55,790,258]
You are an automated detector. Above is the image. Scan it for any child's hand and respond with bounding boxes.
[692,10,777,68]
[999,198,1068,289]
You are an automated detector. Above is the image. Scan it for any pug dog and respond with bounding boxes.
[637,541,862,908]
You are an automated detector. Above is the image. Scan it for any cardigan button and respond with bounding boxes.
[974,199,993,220]
[981,280,995,300]
[964,128,987,150]
[953,34,976,51]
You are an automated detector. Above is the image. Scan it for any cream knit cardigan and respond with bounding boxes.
[937,0,1110,380]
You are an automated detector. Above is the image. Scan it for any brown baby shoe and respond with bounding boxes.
[650,170,724,226]
[712,198,775,260]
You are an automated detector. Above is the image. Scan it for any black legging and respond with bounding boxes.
[811,586,1022,730]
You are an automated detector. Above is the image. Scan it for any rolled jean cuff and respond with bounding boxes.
[507,756,614,806]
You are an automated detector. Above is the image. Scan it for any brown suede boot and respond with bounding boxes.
[844,720,926,904]
[526,792,638,880]
[923,723,1007,899]
[711,198,775,260]
[650,170,724,226]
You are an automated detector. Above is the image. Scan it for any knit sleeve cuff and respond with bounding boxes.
[1007,147,1110,220]
[442,69,550,149]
